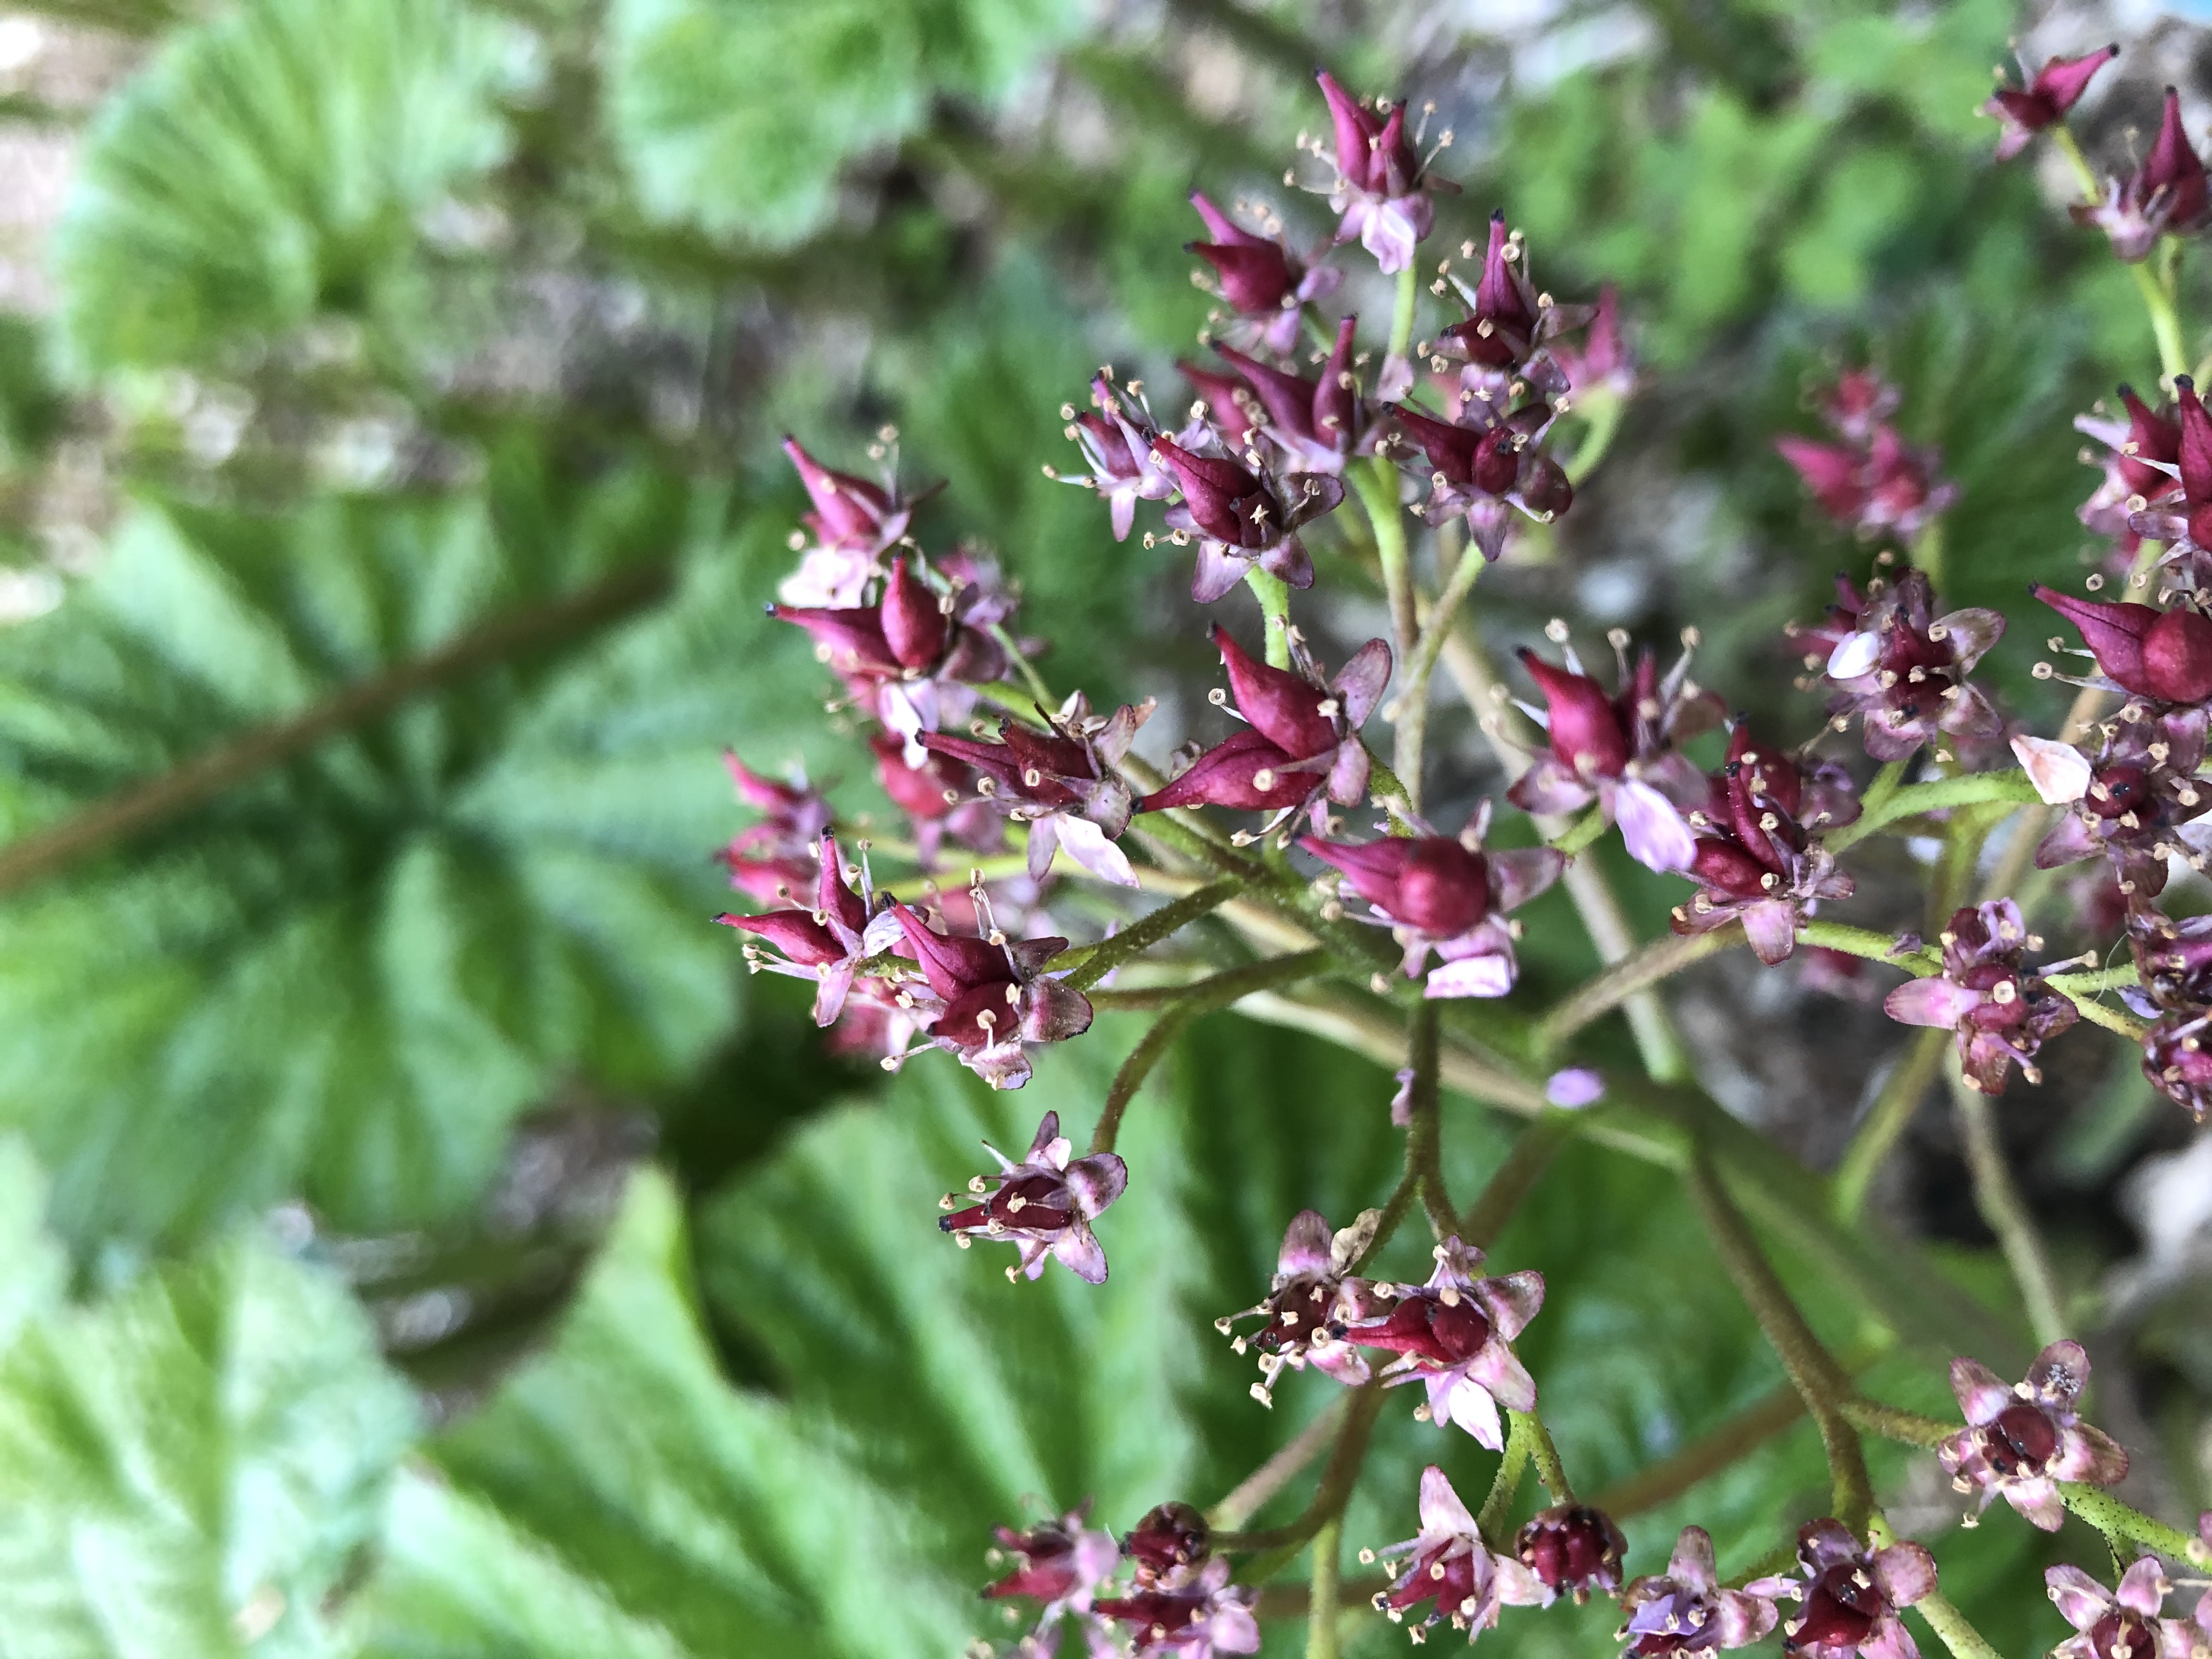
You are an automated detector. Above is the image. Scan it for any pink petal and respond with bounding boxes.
[1504,754,1596,817]
[812,960,857,1028]
[1885,977,1982,1029]
[1934,607,2007,670]
[2013,733,2092,804]
[1444,1374,1504,1448]
[1492,1555,1548,1607]
[1028,1113,1064,1163]
[1278,1210,1334,1276]
[2117,1556,2171,1617]
[2045,1565,2113,1633]
[1668,1527,1719,1594]
[1050,814,1137,887]
[1330,639,1395,728]
[1827,629,1882,680]
[1424,952,1515,998]
[1488,846,1564,911]
[1859,1615,1922,1659]
[1713,1590,1780,1647]
[1615,776,1698,872]
[1063,1153,1127,1217]
[1464,1342,1537,1413]
[1739,899,1800,964]
[1544,1067,1604,1108]
[2029,1339,2092,1404]
[1417,1465,1480,1539]
[1473,1269,1546,1341]
[1872,1542,1937,1607]
[1190,541,1250,605]
[1052,1223,1109,1284]
[2004,1477,2066,1531]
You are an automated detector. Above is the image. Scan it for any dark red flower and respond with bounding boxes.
[1882,900,2079,1093]
[1342,1237,1543,1448]
[1370,1467,1544,1637]
[1789,570,2004,761]
[1672,763,1854,965]
[716,752,833,906]
[1388,396,1572,559]
[1212,314,1371,475]
[923,695,1152,887]
[1094,1558,1258,1658]
[2037,585,2212,704]
[2074,87,2210,262]
[2078,385,2182,556]
[891,903,1093,1091]
[1313,70,1453,274]
[716,832,892,1026]
[1219,1209,1385,1398]
[1186,191,1341,356]
[1138,624,1390,834]
[1984,44,2117,159]
[1744,1521,1934,1659]
[1123,1504,1209,1585]
[1299,824,1561,997]
[2029,706,2212,899]
[940,1110,1125,1281]
[1939,1341,2128,1530]
[1516,1504,1628,1605]
[1153,436,1345,605]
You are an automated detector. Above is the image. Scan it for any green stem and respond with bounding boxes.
[990,621,1058,709]
[1350,460,1421,808]
[1305,1516,1342,1659]
[1092,1007,1194,1155]
[1559,855,1691,1082]
[1686,1157,1874,1532]
[1224,1380,1388,1569]
[2059,1483,2212,1565]
[1832,1026,1950,1221]
[1210,1398,1346,1531]
[1842,1398,1955,1448]
[1386,532,1487,815]
[1058,877,1246,991]
[2053,126,2189,382]
[1475,1414,1532,1542]
[1548,805,1611,856]
[1822,770,2041,855]
[1563,391,1624,483]
[1519,1410,1575,1502]
[1246,567,1294,669]
[1387,262,1419,361]
[1951,1070,2068,1346]
[1796,920,1938,973]
[1405,1002,1454,1236]
[1909,517,1945,595]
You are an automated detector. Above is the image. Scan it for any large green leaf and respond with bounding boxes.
[0,446,821,1249]
[0,1171,416,1659]
[605,0,1082,247]
[53,0,535,374]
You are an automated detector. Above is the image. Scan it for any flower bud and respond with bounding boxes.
[1515,1504,1627,1602]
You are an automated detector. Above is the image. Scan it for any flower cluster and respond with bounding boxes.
[710,53,2212,1659]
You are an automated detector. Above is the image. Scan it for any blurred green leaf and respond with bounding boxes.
[0,1179,415,1659]
[0,445,822,1249]
[53,0,536,375]
[605,0,1084,249]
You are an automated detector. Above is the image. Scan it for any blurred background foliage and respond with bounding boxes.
[0,0,2201,1654]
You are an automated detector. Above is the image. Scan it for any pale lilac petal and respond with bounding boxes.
[2035,810,2098,869]
[2050,1424,2129,1486]
[1278,1210,1334,1277]
[1463,1341,1537,1413]
[812,960,857,1028]
[1190,542,1249,605]
[1424,952,1515,998]
[1049,814,1137,886]
[2117,1556,2171,1617]
[1331,640,1394,728]
[879,680,936,768]
[1473,1269,1546,1341]
[1505,754,1595,816]
[1310,1345,1372,1386]
[1713,1589,1780,1647]
[1375,353,1414,402]
[1421,1369,1457,1426]
[1062,1153,1127,1217]
[1327,740,1372,807]
[1935,607,2006,670]
[1872,1541,1936,1607]
[1544,1067,1604,1108]
[2044,1565,2113,1633]
[1828,630,1883,680]
[1052,1223,1109,1284]
[1489,847,1565,911]
[1206,1606,1260,1655]
[1798,1520,1860,1573]
[1860,1615,1922,1659]
[1028,1112,1065,1163]
[1668,1527,1719,1594]
[1885,976,1982,1028]
[1740,899,1800,964]
[2029,1339,2092,1403]
[2004,1477,2066,1531]
[1418,1465,1480,1538]
[1444,1374,1504,1448]
[2013,733,2092,804]
[1389,1066,1416,1127]
[861,908,907,955]
[1615,776,1698,872]
[1492,1555,1548,1607]
[1025,812,1061,883]
[1109,490,1135,543]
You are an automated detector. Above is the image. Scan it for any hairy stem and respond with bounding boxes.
[1385,531,1485,818]
[1842,1398,1954,1448]
[1519,1409,1576,1503]
[1866,1515,2004,1659]
[1476,1414,1533,1542]
[1306,1516,1342,1659]
[1951,1071,2068,1346]
[2059,1482,2212,1564]
[0,560,674,893]
[1088,947,1331,1013]
[1405,1001,1455,1235]
[1059,877,1246,991]
[1389,263,1419,362]
[1092,1007,1194,1155]
[1687,1157,1874,1531]
[1832,1026,1951,1221]
[1247,567,1295,670]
